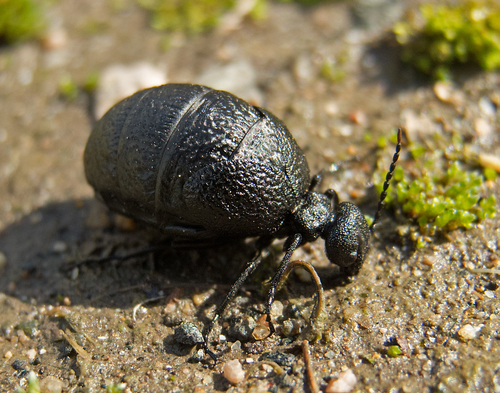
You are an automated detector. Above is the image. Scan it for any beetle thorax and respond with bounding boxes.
[291,192,335,243]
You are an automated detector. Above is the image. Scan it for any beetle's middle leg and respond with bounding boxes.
[264,233,302,333]
[203,236,273,361]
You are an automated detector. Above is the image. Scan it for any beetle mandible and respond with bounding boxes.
[84,83,401,360]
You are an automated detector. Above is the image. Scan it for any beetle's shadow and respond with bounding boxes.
[0,199,350,313]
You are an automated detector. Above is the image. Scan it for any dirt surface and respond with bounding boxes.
[1,1,500,392]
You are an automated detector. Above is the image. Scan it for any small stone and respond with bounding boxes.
[293,54,314,84]
[252,315,270,340]
[270,301,283,321]
[39,376,64,393]
[95,62,167,119]
[195,59,262,106]
[41,27,68,50]
[191,289,215,306]
[114,215,137,232]
[17,330,29,344]
[11,359,27,371]
[228,316,256,342]
[348,109,367,126]
[223,359,245,384]
[52,241,67,253]
[433,81,465,106]
[479,96,496,117]
[474,118,493,137]
[26,349,37,362]
[260,351,295,367]
[457,324,480,341]
[479,153,500,172]
[4,351,12,359]
[174,322,204,346]
[325,368,357,393]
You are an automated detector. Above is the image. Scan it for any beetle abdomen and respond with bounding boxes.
[84,84,310,238]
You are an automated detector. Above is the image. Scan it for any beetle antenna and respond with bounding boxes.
[369,128,402,233]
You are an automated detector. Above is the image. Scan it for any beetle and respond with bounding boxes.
[84,83,401,360]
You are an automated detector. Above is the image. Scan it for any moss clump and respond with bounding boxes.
[16,371,40,393]
[106,383,126,393]
[137,0,239,34]
[374,134,496,248]
[387,345,403,358]
[0,0,46,43]
[394,0,500,80]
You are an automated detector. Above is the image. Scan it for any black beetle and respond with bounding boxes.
[84,83,401,360]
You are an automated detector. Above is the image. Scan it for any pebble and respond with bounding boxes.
[41,27,68,50]
[325,368,357,393]
[17,330,29,344]
[195,59,262,105]
[11,359,27,371]
[227,316,256,342]
[293,54,314,84]
[457,324,481,341]
[474,118,493,137]
[174,322,204,346]
[401,108,438,141]
[52,241,67,253]
[433,81,465,106]
[260,351,296,367]
[252,315,270,340]
[4,351,12,359]
[26,349,37,362]
[39,376,64,393]
[479,96,496,117]
[191,289,215,307]
[223,359,245,384]
[479,153,500,172]
[348,109,367,126]
[95,62,167,119]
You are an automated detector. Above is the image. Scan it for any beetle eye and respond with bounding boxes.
[323,202,370,276]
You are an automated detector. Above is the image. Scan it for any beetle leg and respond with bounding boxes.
[203,250,264,361]
[264,233,302,334]
[274,259,325,335]
[309,172,324,191]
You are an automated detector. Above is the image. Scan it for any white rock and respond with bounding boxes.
[325,368,357,393]
[457,324,481,341]
[223,359,245,384]
[195,59,262,105]
[95,62,167,119]
[39,375,64,393]
[26,349,37,362]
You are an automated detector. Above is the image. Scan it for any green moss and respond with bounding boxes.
[374,133,497,248]
[279,0,345,5]
[106,383,126,393]
[0,0,46,43]
[83,71,100,93]
[394,0,500,80]
[16,372,40,393]
[320,60,345,83]
[138,0,236,34]
[387,345,403,357]
[59,75,79,101]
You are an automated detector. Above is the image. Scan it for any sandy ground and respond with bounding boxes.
[1,1,499,392]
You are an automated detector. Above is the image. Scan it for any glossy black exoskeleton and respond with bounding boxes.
[84,83,401,360]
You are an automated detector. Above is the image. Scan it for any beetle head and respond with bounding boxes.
[322,201,370,276]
